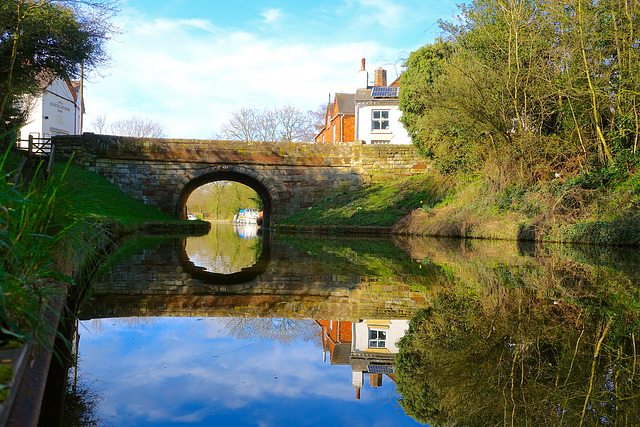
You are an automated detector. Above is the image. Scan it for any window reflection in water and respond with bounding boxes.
[184,222,261,274]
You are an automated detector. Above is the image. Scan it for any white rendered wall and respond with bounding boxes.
[352,319,409,354]
[19,78,79,145]
[355,104,411,145]
[17,98,43,149]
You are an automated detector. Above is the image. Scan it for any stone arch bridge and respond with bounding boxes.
[55,133,430,227]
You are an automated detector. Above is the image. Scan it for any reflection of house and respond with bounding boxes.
[18,75,82,144]
[315,58,411,145]
[317,318,409,399]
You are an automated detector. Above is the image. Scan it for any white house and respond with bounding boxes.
[350,319,409,399]
[18,75,82,147]
[352,319,409,355]
[354,60,411,145]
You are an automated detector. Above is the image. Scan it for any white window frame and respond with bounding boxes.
[368,328,387,348]
[371,110,390,131]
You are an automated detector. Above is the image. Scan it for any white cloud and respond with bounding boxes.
[260,8,284,24]
[353,0,405,27]
[78,318,361,424]
[82,3,450,139]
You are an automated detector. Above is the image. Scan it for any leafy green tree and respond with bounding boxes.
[187,181,260,220]
[399,39,453,141]
[0,0,117,130]
[401,0,640,182]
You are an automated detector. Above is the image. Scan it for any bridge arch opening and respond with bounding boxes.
[177,168,274,228]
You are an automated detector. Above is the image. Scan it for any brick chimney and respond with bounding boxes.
[369,373,383,388]
[374,68,387,87]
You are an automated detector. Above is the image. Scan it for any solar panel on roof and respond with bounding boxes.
[367,364,395,374]
[371,86,399,98]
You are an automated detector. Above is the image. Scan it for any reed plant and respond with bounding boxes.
[0,139,73,348]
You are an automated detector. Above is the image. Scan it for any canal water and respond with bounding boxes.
[49,223,640,426]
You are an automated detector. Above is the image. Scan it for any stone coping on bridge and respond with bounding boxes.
[54,133,430,172]
[56,133,359,166]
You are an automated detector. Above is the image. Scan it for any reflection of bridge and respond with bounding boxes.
[54,134,429,226]
[80,234,431,320]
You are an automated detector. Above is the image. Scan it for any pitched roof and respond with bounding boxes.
[334,93,355,115]
[355,87,399,105]
[36,71,79,102]
[355,88,373,102]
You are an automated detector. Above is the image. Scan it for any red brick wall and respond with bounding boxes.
[315,102,355,143]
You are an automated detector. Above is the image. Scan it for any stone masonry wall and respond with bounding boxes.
[82,239,431,321]
[54,134,430,221]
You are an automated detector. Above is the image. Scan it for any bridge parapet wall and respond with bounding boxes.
[55,133,360,166]
[54,134,430,221]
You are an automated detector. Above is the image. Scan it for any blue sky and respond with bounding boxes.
[83,0,463,138]
[76,317,423,426]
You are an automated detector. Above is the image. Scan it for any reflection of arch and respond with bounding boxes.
[176,165,280,228]
[178,230,272,285]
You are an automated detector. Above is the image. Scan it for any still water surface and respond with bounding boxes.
[59,223,640,426]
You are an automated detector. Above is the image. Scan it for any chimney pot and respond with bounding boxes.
[361,58,366,71]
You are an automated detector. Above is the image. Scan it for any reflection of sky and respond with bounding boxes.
[76,317,421,427]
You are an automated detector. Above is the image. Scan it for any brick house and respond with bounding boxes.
[317,318,409,399]
[316,58,411,145]
[315,93,355,143]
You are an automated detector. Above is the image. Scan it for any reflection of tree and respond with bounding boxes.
[222,317,320,346]
[396,288,640,426]
[185,223,261,274]
[84,317,157,334]
[62,375,104,427]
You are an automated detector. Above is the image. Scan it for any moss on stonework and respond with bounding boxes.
[0,364,14,402]
[0,365,12,384]
[1,340,23,350]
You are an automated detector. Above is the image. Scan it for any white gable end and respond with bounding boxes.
[19,76,80,142]
[47,78,75,102]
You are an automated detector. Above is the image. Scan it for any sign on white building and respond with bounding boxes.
[18,77,82,147]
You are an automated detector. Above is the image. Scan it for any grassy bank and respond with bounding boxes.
[279,174,450,228]
[280,165,640,246]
